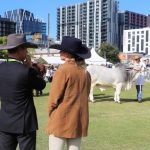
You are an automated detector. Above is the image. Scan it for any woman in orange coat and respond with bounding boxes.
[46,36,91,150]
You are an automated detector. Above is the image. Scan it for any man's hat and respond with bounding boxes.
[50,36,91,59]
[0,34,38,50]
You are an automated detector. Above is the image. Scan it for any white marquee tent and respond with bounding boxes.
[42,56,64,64]
[42,48,106,65]
[85,48,106,65]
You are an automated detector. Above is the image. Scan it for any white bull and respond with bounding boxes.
[87,64,140,103]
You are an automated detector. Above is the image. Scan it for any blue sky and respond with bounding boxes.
[0,0,150,39]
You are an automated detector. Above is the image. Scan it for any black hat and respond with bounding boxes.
[0,34,38,50]
[50,36,91,59]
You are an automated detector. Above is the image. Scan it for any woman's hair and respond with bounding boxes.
[74,55,86,67]
[64,51,86,68]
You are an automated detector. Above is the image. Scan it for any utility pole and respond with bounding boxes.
[48,13,50,38]
[47,13,50,55]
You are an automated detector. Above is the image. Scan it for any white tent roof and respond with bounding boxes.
[42,56,64,64]
[42,48,106,65]
[85,48,106,65]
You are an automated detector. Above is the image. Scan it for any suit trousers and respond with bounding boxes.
[49,134,81,150]
[0,131,36,150]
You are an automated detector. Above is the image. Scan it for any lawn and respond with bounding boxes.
[34,82,150,150]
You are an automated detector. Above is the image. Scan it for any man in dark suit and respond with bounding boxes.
[0,34,46,150]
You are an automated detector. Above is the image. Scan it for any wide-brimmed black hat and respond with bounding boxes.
[50,36,91,59]
[0,34,38,50]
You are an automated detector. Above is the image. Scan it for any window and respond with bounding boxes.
[132,36,135,47]
[128,32,131,39]
[145,47,148,54]
[137,44,139,52]
[128,44,130,51]
[141,39,144,51]
[146,30,149,42]
[137,35,139,42]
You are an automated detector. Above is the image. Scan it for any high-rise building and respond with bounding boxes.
[123,28,150,55]
[118,10,150,50]
[0,15,16,36]
[4,9,47,46]
[4,9,46,35]
[57,0,118,50]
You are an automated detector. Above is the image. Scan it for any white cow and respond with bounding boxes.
[87,64,140,103]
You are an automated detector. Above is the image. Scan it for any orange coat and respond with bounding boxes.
[46,61,91,138]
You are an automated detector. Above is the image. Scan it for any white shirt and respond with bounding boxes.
[46,69,50,77]
[133,61,146,85]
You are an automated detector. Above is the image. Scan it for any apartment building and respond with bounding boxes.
[57,0,118,50]
[123,27,150,55]
[0,15,16,36]
[118,10,150,50]
[4,9,46,35]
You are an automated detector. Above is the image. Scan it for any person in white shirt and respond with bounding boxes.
[45,66,51,82]
[133,56,146,103]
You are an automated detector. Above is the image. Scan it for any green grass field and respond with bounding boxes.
[34,82,150,150]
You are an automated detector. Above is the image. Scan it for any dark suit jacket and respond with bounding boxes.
[0,60,46,134]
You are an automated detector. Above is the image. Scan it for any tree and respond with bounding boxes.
[0,36,8,58]
[27,48,36,57]
[0,36,7,45]
[98,42,120,64]
[0,50,8,58]
[35,57,48,64]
